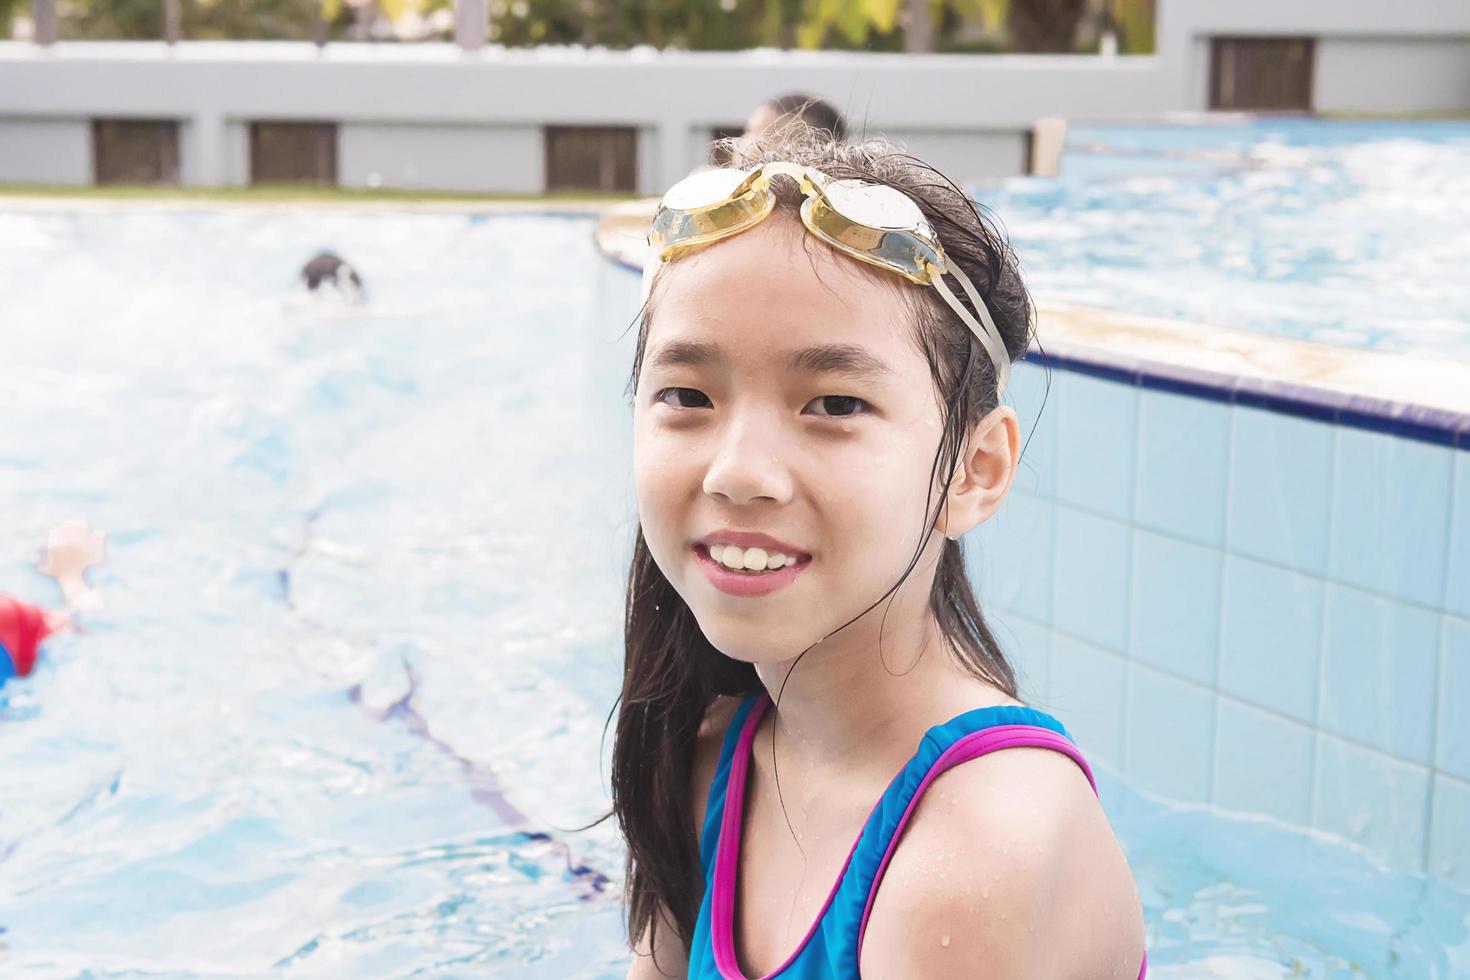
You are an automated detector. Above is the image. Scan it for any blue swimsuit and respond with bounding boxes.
[685,691,1147,979]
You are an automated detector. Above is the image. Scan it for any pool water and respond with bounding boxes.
[983,119,1470,362]
[0,207,1466,977]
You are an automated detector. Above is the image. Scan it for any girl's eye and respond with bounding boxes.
[652,388,869,417]
[805,395,870,418]
[654,387,711,409]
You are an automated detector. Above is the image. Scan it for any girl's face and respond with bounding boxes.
[633,216,954,664]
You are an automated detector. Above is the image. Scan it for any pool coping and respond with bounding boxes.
[1033,304,1470,449]
[593,203,1470,452]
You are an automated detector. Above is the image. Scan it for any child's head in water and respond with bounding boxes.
[612,135,1036,952]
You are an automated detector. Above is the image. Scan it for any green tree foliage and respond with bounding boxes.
[1115,0,1153,54]
[39,0,1144,51]
[59,0,333,39]
[489,0,806,50]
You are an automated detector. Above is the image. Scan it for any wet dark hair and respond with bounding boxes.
[608,134,1035,968]
[762,93,848,142]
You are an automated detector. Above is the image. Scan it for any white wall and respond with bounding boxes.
[1316,39,1470,114]
[0,117,90,184]
[0,43,1177,190]
[222,120,249,185]
[1168,0,1470,37]
[885,130,1028,184]
[1,0,1467,192]
[339,123,542,192]
[1159,0,1470,113]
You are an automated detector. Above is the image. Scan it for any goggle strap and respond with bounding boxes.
[932,269,1012,399]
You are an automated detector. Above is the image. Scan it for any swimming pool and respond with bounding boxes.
[1,201,1467,976]
[0,207,635,975]
[987,118,1470,362]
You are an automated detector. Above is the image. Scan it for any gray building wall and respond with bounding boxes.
[1,0,1467,192]
[884,130,1028,184]
[0,117,90,184]
[1316,39,1470,114]
[339,123,542,192]
[1163,0,1470,113]
[221,121,250,185]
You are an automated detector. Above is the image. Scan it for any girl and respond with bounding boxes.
[612,136,1146,979]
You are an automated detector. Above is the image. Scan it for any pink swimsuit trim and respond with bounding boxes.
[709,694,1147,979]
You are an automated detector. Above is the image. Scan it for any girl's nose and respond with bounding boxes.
[701,412,794,506]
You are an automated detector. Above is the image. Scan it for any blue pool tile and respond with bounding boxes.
[993,613,1052,706]
[1328,428,1452,609]
[1134,388,1230,548]
[1446,452,1470,619]
[1213,697,1315,825]
[1124,662,1214,804]
[1048,633,1126,769]
[1219,555,1323,725]
[1319,585,1438,765]
[1428,774,1470,890]
[1129,529,1221,687]
[969,491,1054,625]
[1054,372,1138,522]
[1227,406,1333,576]
[1007,361,1057,500]
[1052,505,1130,653]
[1437,616,1470,782]
[1312,733,1430,873]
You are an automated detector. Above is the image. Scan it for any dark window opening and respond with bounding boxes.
[1210,37,1316,112]
[250,122,338,185]
[545,126,637,193]
[93,119,180,185]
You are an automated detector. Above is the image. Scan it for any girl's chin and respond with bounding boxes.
[694,617,827,666]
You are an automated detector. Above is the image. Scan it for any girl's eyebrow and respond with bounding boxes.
[647,339,894,383]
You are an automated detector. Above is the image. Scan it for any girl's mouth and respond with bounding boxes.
[692,544,812,598]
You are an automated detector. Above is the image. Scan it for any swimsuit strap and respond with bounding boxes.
[699,691,1146,980]
[699,692,765,882]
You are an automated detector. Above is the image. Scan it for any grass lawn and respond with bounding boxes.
[0,183,646,210]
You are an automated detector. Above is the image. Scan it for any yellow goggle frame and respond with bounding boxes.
[641,162,1010,398]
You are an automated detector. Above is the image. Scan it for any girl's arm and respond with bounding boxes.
[626,695,742,979]
[37,519,106,617]
[861,746,1145,978]
[626,902,690,980]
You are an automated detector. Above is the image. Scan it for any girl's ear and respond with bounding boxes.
[934,405,1021,540]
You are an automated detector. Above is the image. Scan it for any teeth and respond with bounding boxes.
[706,544,800,572]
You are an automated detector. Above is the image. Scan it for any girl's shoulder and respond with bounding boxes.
[860,734,1145,977]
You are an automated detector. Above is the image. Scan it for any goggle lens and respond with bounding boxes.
[662,168,752,212]
[821,179,925,231]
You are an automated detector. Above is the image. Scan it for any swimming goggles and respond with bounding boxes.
[641,162,1011,398]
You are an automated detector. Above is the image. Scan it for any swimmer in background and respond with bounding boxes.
[719,93,849,167]
[300,250,366,303]
[744,93,848,146]
[1,520,106,689]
